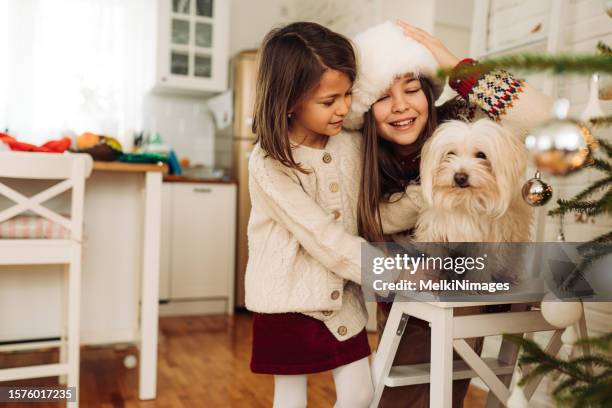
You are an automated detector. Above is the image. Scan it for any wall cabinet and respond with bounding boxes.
[160,182,236,314]
[155,0,229,94]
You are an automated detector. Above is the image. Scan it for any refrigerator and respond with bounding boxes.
[232,50,258,308]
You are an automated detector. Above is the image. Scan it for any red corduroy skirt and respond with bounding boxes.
[250,312,371,375]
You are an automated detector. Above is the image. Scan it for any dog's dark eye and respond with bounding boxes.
[476,151,487,160]
[447,151,455,156]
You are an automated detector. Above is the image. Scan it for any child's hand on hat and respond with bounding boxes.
[396,20,460,70]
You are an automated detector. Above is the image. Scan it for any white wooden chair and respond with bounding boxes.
[370,299,589,408]
[0,151,93,407]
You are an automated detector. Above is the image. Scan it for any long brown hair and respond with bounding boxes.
[357,76,439,242]
[252,22,356,173]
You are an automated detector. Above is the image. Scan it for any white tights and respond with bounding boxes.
[272,356,373,408]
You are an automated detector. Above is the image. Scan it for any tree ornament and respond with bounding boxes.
[525,99,592,175]
[541,294,583,328]
[522,170,553,206]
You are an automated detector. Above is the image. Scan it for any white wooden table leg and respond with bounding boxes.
[485,336,520,408]
[430,307,453,408]
[486,304,529,408]
[67,245,81,408]
[523,329,563,400]
[370,303,409,408]
[59,264,68,386]
[454,339,511,404]
[139,171,162,400]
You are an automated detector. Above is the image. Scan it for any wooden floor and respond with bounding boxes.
[0,312,487,407]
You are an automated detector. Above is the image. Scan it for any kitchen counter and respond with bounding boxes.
[94,161,168,173]
[163,174,237,184]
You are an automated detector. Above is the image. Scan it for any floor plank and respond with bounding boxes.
[0,312,488,407]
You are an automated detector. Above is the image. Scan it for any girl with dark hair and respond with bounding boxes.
[246,21,418,407]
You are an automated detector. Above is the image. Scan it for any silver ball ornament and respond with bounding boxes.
[522,171,553,207]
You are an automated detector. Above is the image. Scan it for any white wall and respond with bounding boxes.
[434,0,474,59]
[229,0,294,58]
[215,0,296,170]
[292,0,436,38]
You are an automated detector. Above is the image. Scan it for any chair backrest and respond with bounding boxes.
[0,151,94,241]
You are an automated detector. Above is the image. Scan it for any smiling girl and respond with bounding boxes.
[344,21,553,407]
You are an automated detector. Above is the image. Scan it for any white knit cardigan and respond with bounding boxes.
[245,130,422,341]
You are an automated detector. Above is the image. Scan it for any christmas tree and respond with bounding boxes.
[549,114,612,291]
[504,332,612,407]
[440,42,612,407]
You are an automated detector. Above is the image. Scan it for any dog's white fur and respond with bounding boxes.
[415,119,534,243]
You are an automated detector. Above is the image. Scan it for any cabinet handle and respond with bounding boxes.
[193,187,212,193]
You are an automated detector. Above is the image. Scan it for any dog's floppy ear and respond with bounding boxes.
[476,120,527,217]
[419,136,435,206]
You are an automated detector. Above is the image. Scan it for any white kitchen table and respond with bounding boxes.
[90,161,164,400]
[0,160,166,401]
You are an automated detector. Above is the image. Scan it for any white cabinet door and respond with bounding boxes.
[155,0,229,94]
[169,183,236,299]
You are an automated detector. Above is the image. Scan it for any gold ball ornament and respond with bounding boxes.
[522,171,553,206]
[525,99,593,175]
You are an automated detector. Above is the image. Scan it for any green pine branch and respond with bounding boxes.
[549,189,612,217]
[437,53,612,78]
[591,158,612,174]
[558,238,612,293]
[587,230,612,246]
[591,137,612,158]
[569,177,612,202]
[576,332,612,352]
[504,333,612,407]
[577,232,612,264]
[588,116,612,130]
[506,334,589,382]
[598,41,612,56]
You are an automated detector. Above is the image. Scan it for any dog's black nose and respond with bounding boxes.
[454,172,469,188]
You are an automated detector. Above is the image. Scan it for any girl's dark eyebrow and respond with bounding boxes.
[319,93,340,99]
[404,77,419,85]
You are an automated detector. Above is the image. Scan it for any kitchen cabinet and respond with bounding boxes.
[155,0,229,94]
[159,181,236,314]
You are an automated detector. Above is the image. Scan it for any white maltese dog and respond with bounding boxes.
[415,119,533,243]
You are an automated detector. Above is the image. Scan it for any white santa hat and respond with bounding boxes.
[344,21,444,130]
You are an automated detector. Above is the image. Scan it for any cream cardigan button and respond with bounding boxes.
[331,290,340,300]
[322,310,333,316]
[332,210,341,220]
[329,182,339,193]
[337,325,347,336]
[322,152,332,163]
